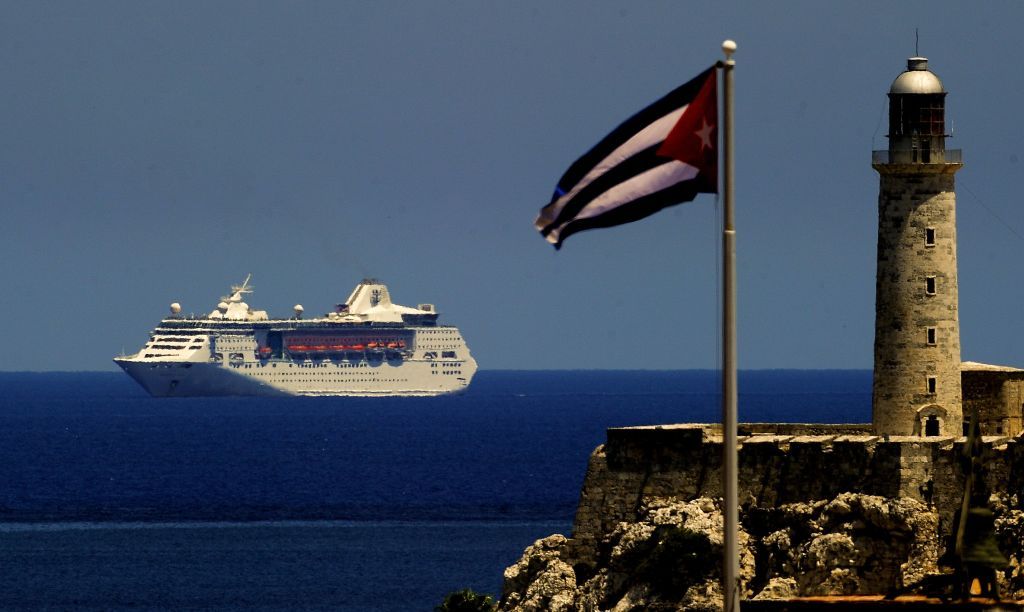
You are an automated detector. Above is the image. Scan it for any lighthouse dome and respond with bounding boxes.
[889,57,944,94]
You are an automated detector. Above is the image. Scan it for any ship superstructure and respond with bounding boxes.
[114,277,477,397]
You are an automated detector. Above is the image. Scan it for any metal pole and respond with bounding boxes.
[720,39,739,612]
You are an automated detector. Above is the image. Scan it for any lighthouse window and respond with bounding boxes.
[925,227,936,246]
[926,327,937,345]
[925,276,936,295]
[927,376,937,394]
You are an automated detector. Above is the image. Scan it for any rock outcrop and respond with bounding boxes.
[499,426,1024,610]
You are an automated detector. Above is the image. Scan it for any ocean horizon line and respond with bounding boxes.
[0,367,874,375]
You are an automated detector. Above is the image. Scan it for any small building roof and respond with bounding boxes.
[961,360,1024,373]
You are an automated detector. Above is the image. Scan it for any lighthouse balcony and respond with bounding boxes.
[872,148,962,165]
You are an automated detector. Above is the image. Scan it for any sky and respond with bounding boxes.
[2,1,1024,372]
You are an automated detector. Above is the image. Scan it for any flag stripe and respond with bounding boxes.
[550,66,715,198]
[540,162,700,249]
[571,161,699,222]
[541,144,678,236]
[537,107,687,230]
[552,176,704,248]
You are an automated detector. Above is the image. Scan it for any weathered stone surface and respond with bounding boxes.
[753,577,798,600]
[873,168,964,437]
[499,429,1024,611]
[501,493,951,610]
[501,535,578,612]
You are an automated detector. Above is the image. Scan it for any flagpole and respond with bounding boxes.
[720,39,739,612]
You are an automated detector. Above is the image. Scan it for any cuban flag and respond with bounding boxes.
[535,66,718,249]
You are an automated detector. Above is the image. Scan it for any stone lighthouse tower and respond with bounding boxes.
[872,56,963,437]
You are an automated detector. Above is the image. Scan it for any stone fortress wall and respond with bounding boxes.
[500,424,1024,610]
[571,424,1015,560]
[963,364,1024,437]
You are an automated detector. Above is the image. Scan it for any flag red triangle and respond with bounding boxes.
[657,68,718,191]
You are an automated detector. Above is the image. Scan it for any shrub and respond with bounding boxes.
[435,588,497,612]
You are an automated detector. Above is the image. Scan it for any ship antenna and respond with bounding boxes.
[231,274,254,295]
[223,273,254,301]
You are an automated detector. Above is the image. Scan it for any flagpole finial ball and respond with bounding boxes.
[722,40,737,58]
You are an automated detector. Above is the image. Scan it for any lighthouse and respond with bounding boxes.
[872,56,963,437]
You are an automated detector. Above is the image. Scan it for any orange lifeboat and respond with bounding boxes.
[314,345,329,352]
[289,345,310,352]
[351,344,365,351]
[367,342,379,349]
[386,342,398,349]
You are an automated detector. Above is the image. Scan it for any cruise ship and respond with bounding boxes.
[114,277,477,397]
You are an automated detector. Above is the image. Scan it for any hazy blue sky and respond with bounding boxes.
[2,1,1023,371]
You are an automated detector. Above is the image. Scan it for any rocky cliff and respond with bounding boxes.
[499,425,1024,611]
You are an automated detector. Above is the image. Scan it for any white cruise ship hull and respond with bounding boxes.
[115,356,475,398]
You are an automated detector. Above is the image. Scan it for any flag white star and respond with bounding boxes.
[695,118,714,151]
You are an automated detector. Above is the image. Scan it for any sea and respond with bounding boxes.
[0,370,871,611]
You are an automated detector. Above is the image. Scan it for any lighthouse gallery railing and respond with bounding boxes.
[872,149,963,164]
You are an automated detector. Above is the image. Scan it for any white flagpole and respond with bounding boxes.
[720,39,739,612]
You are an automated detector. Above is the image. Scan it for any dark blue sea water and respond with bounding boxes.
[0,370,870,611]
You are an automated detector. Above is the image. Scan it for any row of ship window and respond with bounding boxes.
[248,371,410,383]
[235,362,371,369]
[147,338,203,349]
[422,351,458,359]
[254,374,406,383]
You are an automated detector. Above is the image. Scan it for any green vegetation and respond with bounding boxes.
[435,588,497,612]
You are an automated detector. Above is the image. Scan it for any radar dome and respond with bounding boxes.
[293,304,304,318]
[170,303,181,314]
